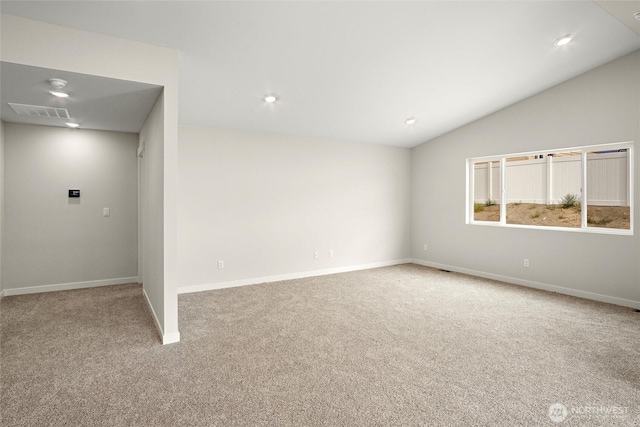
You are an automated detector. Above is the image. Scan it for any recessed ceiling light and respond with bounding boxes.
[405,117,417,125]
[49,78,70,98]
[554,34,573,47]
[263,94,278,103]
[65,122,80,128]
[49,90,70,98]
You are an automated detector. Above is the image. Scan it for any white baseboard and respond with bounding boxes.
[411,259,640,310]
[142,288,163,341]
[1,277,139,297]
[142,288,181,345]
[178,259,412,295]
[162,331,181,345]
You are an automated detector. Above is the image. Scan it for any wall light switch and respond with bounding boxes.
[103,207,110,217]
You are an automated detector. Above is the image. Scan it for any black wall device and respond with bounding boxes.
[69,189,80,198]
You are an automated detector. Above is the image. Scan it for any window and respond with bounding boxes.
[472,160,501,222]
[467,142,633,234]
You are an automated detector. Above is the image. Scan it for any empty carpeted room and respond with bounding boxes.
[1,1,639,426]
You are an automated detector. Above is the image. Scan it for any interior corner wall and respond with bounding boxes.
[139,93,169,339]
[411,49,640,308]
[2,124,138,293]
[0,120,4,296]
[177,126,412,292]
[1,14,181,342]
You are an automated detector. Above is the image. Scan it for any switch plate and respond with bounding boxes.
[423,244,428,251]
[103,207,110,217]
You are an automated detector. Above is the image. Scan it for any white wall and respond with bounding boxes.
[1,14,181,342]
[2,124,138,293]
[139,94,173,341]
[412,50,640,308]
[178,126,411,291]
[0,120,4,296]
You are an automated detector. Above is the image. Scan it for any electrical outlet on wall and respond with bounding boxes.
[314,251,319,259]
[423,244,428,251]
[218,260,224,269]
[329,250,334,258]
[523,259,529,268]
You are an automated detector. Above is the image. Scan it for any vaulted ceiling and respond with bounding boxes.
[1,1,639,147]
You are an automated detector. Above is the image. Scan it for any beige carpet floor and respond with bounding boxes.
[1,264,639,426]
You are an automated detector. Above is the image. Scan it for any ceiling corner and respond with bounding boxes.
[593,0,640,36]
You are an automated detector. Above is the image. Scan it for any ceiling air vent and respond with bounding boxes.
[8,103,71,119]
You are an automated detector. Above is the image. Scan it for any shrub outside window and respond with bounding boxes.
[467,142,633,234]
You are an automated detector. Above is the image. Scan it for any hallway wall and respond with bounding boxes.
[3,123,138,294]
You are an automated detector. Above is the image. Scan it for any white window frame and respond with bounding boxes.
[466,141,634,235]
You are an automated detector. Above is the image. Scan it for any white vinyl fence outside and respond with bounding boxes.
[474,151,629,206]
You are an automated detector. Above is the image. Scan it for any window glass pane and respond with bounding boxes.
[473,161,500,222]
[506,152,582,228]
[586,149,630,230]
[468,143,632,234]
